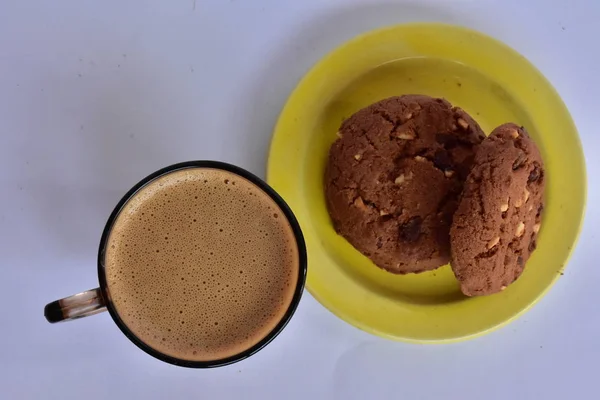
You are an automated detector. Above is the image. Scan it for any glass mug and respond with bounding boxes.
[44,161,307,368]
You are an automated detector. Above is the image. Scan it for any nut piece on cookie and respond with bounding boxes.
[515,222,525,237]
[514,199,522,208]
[487,237,500,249]
[394,171,414,185]
[396,131,416,140]
[509,129,519,138]
[515,189,530,208]
[353,196,368,211]
[395,175,406,185]
[457,118,469,129]
[354,154,362,161]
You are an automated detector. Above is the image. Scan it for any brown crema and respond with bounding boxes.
[105,168,299,361]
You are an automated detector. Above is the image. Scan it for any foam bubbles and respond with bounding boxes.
[104,168,299,362]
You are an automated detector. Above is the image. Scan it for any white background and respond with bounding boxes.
[1,0,598,399]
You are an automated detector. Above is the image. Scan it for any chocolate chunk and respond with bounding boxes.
[433,149,453,171]
[528,162,543,184]
[399,217,422,242]
[512,152,527,170]
[528,236,537,252]
[435,134,458,149]
[536,204,544,218]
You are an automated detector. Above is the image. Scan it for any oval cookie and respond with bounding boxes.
[450,123,545,295]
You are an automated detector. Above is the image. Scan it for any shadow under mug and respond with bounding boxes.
[44,160,308,368]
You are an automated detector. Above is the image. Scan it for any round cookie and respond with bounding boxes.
[325,95,485,274]
[450,123,545,296]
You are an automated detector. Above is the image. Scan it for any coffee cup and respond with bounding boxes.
[44,161,307,368]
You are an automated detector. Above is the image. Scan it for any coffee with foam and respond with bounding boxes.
[104,168,299,361]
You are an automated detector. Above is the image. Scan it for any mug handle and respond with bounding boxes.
[44,288,107,323]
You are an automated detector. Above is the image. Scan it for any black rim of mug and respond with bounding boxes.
[97,160,307,368]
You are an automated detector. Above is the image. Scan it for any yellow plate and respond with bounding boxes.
[267,23,586,342]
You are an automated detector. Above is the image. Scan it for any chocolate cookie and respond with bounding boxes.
[325,95,485,273]
[450,123,545,296]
